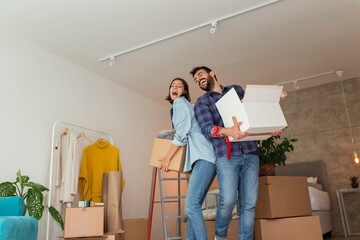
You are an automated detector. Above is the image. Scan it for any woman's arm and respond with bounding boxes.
[159,98,191,172]
[159,144,180,172]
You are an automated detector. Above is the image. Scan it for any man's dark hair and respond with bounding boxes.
[190,66,217,80]
[165,78,191,104]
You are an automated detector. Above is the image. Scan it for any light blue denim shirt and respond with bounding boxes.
[172,97,216,172]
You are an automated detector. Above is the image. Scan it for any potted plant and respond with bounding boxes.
[258,135,297,176]
[0,169,64,230]
[349,176,358,188]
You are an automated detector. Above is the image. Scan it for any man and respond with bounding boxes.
[191,66,281,240]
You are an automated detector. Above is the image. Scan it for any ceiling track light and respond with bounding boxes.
[276,70,337,90]
[293,81,299,89]
[210,21,217,34]
[335,69,344,78]
[109,56,115,66]
[99,0,281,63]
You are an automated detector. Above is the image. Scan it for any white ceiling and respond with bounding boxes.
[1,0,359,105]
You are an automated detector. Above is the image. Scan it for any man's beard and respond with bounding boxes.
[200,75,215,91]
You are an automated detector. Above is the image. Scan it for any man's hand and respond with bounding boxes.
[270,129,283,136]
[220,122,250,140]
[280,91,287,99]
[159,157,170,172]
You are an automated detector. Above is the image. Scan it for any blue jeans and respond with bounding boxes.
[214,154,259,240]
[185,159,216,240]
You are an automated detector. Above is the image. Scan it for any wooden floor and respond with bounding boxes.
[326,236,360,240]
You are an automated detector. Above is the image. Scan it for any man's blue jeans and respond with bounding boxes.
[185,159,216,240]
[215,154,259,240]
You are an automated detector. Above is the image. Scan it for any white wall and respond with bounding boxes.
[0,30,175,239]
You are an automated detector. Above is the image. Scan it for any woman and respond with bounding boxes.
[159,78,216,240]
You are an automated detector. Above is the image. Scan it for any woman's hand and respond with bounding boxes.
[159,157,171,172]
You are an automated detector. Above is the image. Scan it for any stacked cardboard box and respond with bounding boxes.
[254,176,323,240]
[60,208,147,240]
[60,207,122,240]
[121,219,148,240]
[181,220,239,240]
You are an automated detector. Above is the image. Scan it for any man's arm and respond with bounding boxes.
[194,97,216,139]
[211,122,250,140]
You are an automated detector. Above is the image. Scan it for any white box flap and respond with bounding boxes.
[243,85,283,103]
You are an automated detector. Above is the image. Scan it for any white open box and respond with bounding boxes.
[215,85,287,142]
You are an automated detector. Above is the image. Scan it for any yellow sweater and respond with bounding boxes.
[78,140,125,202]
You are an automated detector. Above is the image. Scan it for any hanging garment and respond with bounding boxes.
[51,130,76,213]
[61,133,77,206]
[70,136,92,207]
[78,140,125,203]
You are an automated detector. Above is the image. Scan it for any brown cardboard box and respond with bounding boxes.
[149,138,186,172]
[63,207,104,238]
[254,216,322,240]
[60,234,121,240]
[181,220,239,240]
[60,238,103,240]
[60,235,121,240]
[103,234,122,240]
[255,176,312,219]
[122,218,148,240]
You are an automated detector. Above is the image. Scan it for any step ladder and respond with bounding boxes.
[148,167,189,240]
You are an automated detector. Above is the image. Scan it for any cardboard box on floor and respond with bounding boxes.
[122,218,148,240]
[63,207,104,238]
[181,220,239,240]
[254,216,323,240]
[215,85,287,142]
[149,138,186,172]
[60,234,121,240]
[255,176,312,219]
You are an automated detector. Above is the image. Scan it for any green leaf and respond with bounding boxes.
[19,176,30,184]
[16,170,22,184]
[16,170,30,184]
[259,133,297,167]
[24,182,49,192]
[0,182,16,197]
[26,188,44,220]
[49,206,64,230]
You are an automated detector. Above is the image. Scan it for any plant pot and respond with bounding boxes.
[259,162,276,176]
[351,183,358,188]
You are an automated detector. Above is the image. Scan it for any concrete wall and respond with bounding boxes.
[280,77,360,235]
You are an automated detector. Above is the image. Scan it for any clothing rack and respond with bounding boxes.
[46,120,113,240]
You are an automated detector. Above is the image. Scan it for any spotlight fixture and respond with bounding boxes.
[109,56,115,66]
[293,81,299,89]
[354,152,359,165]
[336,69,344,78]
[210,21,217,34]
